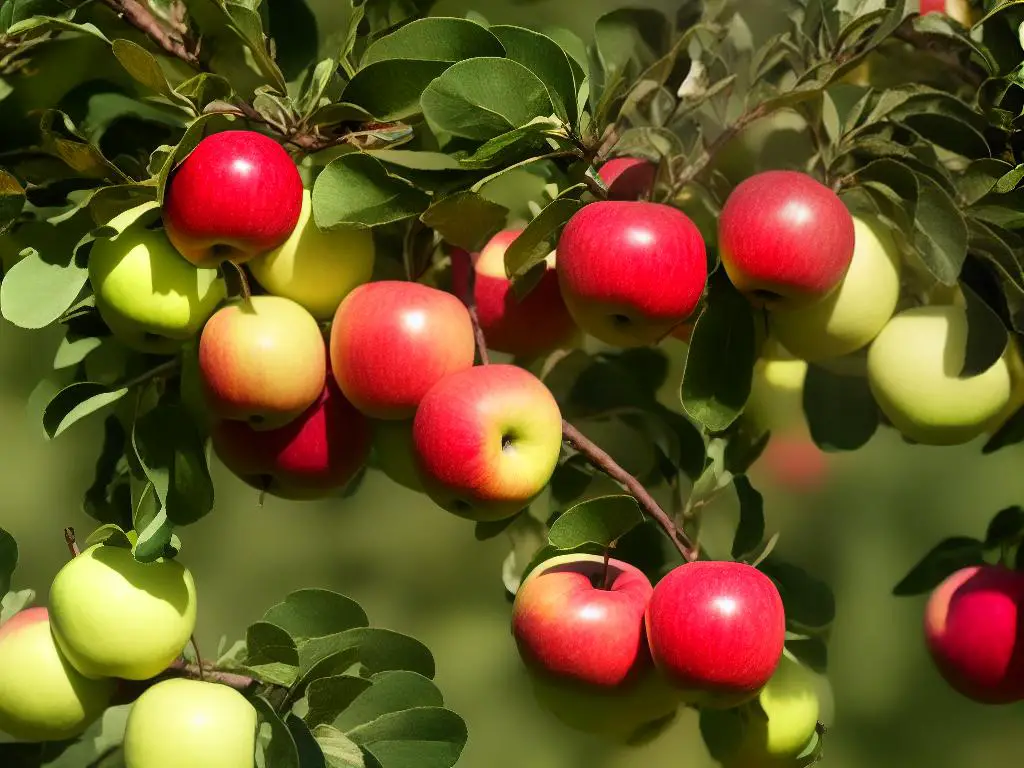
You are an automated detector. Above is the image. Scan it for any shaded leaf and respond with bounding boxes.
[263,589,370,644]
[347,707,467,768]
[984,506,1024,549]
[287,713,327,768]
[0,528,16,596]
[490,25,578,124]
[299,627,435,680]
[547,494,644,549]
[802,365,878,452]
[313,154,429,229]
[420,192,507,252]
[334,671,443,731]
[361,17,503,66]
[760,558,836,629]
[42,383,129,440]
[305,675,374,728]
[960,281,1009,377]
[253,696,300,768]
[892,537,986,596]
[343,61,451,121]
[504,195,583,282]
[0,169,25,234]
[245,621,301,687]
[731,476,765,560]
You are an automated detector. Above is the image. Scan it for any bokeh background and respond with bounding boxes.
[4,0,1024,766]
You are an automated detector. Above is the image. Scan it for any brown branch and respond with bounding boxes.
[166,658,255,691]
[891,23,985,89]
[102,0,199,67]
[64,527,80,558]
[668,105,767,199]
[459,263,490,365]
[119,358,181,390]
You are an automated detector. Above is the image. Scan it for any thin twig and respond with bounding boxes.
[102,0,199,67]
[667,105,767,199]
[119,358,181,390]
[167,659,255,691]
[64,528,80,557]
[190,635,205,682]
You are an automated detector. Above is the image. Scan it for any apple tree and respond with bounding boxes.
[2,0,1024,765]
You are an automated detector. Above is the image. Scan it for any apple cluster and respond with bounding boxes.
[0,543,256,766]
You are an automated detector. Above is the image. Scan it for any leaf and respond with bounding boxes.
[39,110,128,181]
[959,281,1009,377]
[174,73,233,108]
[698,707,745,763]
[342,60,451,121]
[299,628,435,681]
[914,173,968,286]
[0,169,25,234]
[592,8,668,110]
[503,195,583,282]
[0,224,91,329]
[0,528,17,596]
[111,39,173,96]
[419,192,507,252]
[984,506,1024,549]
[224,3,287,93]
[84,524,133,549]
[892,537,986,596]
[681,276,756,432]
[347,707,467,768]
[490,25,578,124]
[287,713,328,768]
[334,671,443,731]
[802,365,879,452]
[314,725,367,768]
[457,122,558,170]
[253,696,301,768]
[244,621,301,686]
[547,495,644,549]
[132,505,174,563]
[731,476,765,560]
[983,402,1024,454]
[760,559,836,629]
[361,17,503,66]
[305,675,374,728]
[1,589,36,625]
[313,154,429,229]
[263,589,369,644]
[42,383,129,440]
[83,417,130,526]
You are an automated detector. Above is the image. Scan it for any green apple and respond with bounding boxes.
[371,418,424,492]
[49,544,198,680]
[744,341,809,435]
[248,188,375,320]
[0,607,115,741]
[867,305,1013,445]
[89,202,227,354]
[123,678,257,768]
[771,216,902,361]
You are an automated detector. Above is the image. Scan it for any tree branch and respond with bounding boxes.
[102,0,199,67]
[668,105,767,199]
[166,659,256,691]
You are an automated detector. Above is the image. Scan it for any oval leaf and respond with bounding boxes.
[731,476,766,560]
[111,39,172,95]
[490,25,578,124]
[343,60,451,122]
[892,537,987,596]
[263,589,370,644]
[347,707,468,768]
[244,621,301,687]
[548,494,644,549]
[420,192,507,252]
[361,17,504,66]
[313,154,429,229]
[305,675,374,728]
[253,696,300,768]
[43,383,129,440]
[802,365,878,452]
[335,671,443,732]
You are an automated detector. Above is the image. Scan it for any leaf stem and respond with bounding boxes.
[119,359,181,391]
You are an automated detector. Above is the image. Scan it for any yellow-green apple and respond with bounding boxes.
[646,561,786,708]
[248,188,375,320]
[123,678,257,768]
[744,342,809,435]
[987,339,1024,434]
[867,304,1013,445]
[48,544,197,680]
[924,565,1024,703]
[556,201,707,346]
[450,230,577,358]
[920,0,981,26]
[0,608,115,741]
[212,372,372,500]
[163,130,303,266]
[199,296,326,429]
[88,202,226,354]
[771,216,902,361]
[371,419,424,492]
[718,171,855,308]
[598,157,657,200]
[412,364,562,521]
[330,281,476,419]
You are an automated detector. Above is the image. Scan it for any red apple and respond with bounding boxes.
[330,281,476,419]
[598,157,657,200]
[450,230,577,358]
[556,201,707,347]
[645,561,786,707]
[718,170,855,308]
[163,130,303,266]
[754,432,830,492]
[924,565,1024,704]
[211,373,371,500]
[412,364,563,521]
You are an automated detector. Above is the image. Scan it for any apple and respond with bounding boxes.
[598,157,657,200]
[718,170,856,309]
[48,544,197,681]
[0,607,115,741]
[163,130,303,266]
[754,432,830,493]
[450,230,577,358]
[867,304,1013,445]
[744,342,809,435]
[556,201,708,347]
[89,202,226,354]
[199,295,326,429]
[330,281,476,419]
[123,678,257,768]
[924,565,1024,703]
[413,364,562,521]
[212,372,372,500]
[248,188,375,320]
[646,561,786,707]
[371,418,424,492]
[920,0,980,26]
[770,216,902,361]
[987,338,1024,434]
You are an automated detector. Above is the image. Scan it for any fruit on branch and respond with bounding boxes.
[123,678,257,768]
[924,565,1024,704]
[163,130,303,266]
[412,364,562,521]
[371,418,424,492]
[48,544,197,680]
[212,373,372,500]
[744,340,808,435]
[598,157,657,200]
[867,305,1013,445]
[330,281,476,419]
[88,203,226,355]
[248,188,376,320]
[199,295,326,429]
[556,201,707,347]
[0,607,115,741]
[646,561,786,708]
[770,216,902,361]
[450,229,577,358]
[718,171,856,309]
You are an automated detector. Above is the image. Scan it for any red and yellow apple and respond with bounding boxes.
[598,157,657,200]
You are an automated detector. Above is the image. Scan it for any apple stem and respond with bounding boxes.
[458,256,491,366]
[63,527,80,558]
[226,261,253,301]
[190,635,206,681]
[601,546,613,590]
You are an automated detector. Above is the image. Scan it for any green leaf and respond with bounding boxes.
[1,589,36,625]
[420,192,507,252]
[253,696,301,768]
[731,476,765,560]
[0,224,91,329]
[457,122,559,170]
[314,725,367,768]
[592,8,669,113]
[83,417,131,526]
[42,382,129,440]
[760,559,835,629]
[342,60,451,121]
[174,73,233,108]
[305,675,374,728]
[0,169,25,234]
[0,528,17,596]
[111,39,173,96]
[698,707,745,763]
[39,110,128,181]
[681,276,756,432]
[490,25,578,124]
[983,402,1024,454]
[263,589,370,644]
[244,621,301,686]
[287,713,328,768]
[504,195,583,282]
[313,154,429,229]
[960,281,1009,377]
[786,635,829,673]
[984,506,1024,549]
[547,495,644,549]
[802,365,878,452]
[335,671,443,731]
[892,537,986,596]
[224,3,287,92]
[361,17,503,66]
[347,707,467,768]
[132,506,174,563]
[299,628,435,680]
[84,524,133,550]
[913,173,968,286]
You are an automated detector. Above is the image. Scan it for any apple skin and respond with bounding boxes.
[371,418,424,492]
[924,565,1024,704]
[0,608,115,742]
[412,364,563,521]
[450,230,577,358]
[771,216,902,361]
[556,201,708,347]
[163,130,303,266]
[718,171,856,309]
[920,0,979,26]
[199,295,326,429]
[89,202,226,355]
[646,561,786,708]
[212,372,372,500]
[49,545,197,681]
[248,188,375,320]
[598,157,657,201]
[123,678,257,768]
[867,304,1012,445]
[330,281,476,419]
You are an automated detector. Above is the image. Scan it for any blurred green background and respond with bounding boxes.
[4,0,1024,766]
